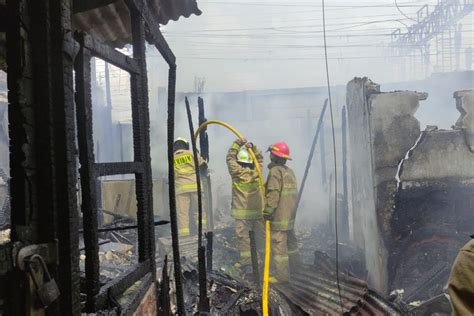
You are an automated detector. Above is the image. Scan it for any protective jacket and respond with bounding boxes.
[174,149,205,194]
[264,163,298,230]
[226,142,263,220]
[448,239,474,315]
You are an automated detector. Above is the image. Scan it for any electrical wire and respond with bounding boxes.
[394,0,418,22]
[321,0,343,312]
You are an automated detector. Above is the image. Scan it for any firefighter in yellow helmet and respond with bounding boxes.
[226,138,264,269]
[447,238,474,315]
[263,141,300,283]
[173,137,207,236]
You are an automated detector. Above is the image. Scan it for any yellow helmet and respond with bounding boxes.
[237,148,253,164]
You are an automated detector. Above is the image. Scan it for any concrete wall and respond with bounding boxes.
[346,77,387,292]
[347,77,429,292]
[454,90,474,152]
[347,76,474,297]
[400,129,474,183]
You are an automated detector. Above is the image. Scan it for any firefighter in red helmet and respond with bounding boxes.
[263,141,300,283]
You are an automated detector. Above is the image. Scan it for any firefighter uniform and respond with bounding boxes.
[226,141,264,266]
[264,162,299,282]
[448,239,474,315]
[174,149,207,236]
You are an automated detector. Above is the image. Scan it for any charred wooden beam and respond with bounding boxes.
[185,97,204,246]
[198,97,214,231]
[72,0,118,13]
[185,97,209,312]
[295,100,328,212]
[125,0,176,66]
[0,4,6,32]
[46,0,82,312]
[206,231,213,273]
[158,256,171,315]
[130,8,154,266]
[198,246,210,312]
[74,32,101,311]
[78,220,169,233]
[95,162,144,177]
[198,97,209,162]
[81,33,141,74]
[94,260,151,309]
[6,0,81,313]
[120,273,153,315]
[249,230,260,285]
[166,65,186,315]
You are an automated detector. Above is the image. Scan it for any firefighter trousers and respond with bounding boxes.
[271,229,300,282]
[234,219,264,266]
[176,192,207,236]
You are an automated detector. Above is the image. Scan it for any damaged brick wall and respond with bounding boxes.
[347,77,474,300]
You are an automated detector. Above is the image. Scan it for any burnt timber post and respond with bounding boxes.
[6,0,81,313]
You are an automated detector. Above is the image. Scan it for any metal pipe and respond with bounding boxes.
[295,99,328,212]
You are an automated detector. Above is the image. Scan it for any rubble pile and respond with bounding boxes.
[79,217,139,281]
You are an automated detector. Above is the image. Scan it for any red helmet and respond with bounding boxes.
[270,141,291,160]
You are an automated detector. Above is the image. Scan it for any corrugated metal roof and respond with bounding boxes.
[73,0,201,48]
[274,264,402,315]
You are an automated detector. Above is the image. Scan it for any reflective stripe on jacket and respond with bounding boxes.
[226,142,264,220]
[265,163,298,230]
[174,149,205,194]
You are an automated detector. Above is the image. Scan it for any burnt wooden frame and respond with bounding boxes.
[5,0,179,314]
[74,4,157,312]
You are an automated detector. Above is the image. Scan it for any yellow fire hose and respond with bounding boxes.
[194,119,271,316]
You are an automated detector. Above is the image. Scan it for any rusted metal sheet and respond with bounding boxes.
[274,264,401,315]
[73,0,201,48]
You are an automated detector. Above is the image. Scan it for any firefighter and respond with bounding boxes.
[447,238,474,315]
[173,137,207,237]
[226,138,264,269]
[263,141,300,283]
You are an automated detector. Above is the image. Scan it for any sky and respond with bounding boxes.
[94,0,473,125]
[146,0,473,92]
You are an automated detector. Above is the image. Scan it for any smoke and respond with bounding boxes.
[147,84,349,229]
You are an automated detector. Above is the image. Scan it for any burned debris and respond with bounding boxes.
[0,0,473,314]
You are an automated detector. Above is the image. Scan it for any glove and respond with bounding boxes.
[245,142,254,149]
[263,208,274,221]
[235,138,247,146]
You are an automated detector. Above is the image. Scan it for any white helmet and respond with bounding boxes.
[237,148,253,164]
[174,137,189,145]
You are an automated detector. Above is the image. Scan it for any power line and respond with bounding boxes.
[163,18,414,33]
[153,53,443,61]
[322,0,343,311]
[163,29,473,39]
[199,1,428,8]
[394,0,418,22]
